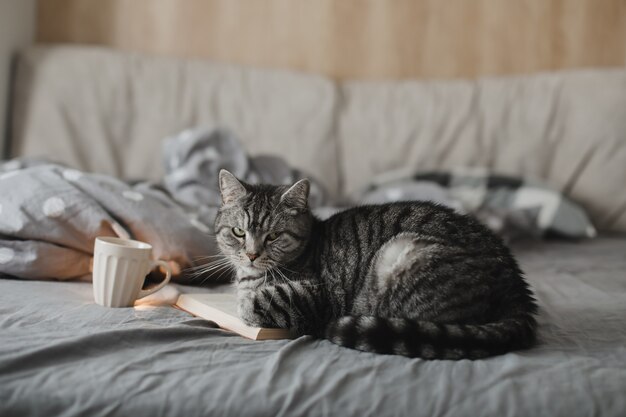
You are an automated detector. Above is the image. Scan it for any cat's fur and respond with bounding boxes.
[214,170,538,360]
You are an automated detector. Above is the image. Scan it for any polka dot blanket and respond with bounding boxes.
[0,128,327,281]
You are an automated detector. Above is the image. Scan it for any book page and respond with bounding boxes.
[176,292,292,340]
[190,293,239,317]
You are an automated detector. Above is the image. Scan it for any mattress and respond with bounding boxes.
[1,236,625,417]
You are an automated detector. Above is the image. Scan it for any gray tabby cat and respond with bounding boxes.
[214,170,538,360]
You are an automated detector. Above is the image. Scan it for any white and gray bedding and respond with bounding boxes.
[0,128,595,281]
[0,129,325,281]
[1,236,625,417]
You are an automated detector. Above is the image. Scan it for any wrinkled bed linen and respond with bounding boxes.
[0,128,326,281]
[1,236,625,417]
[0,127,597,281]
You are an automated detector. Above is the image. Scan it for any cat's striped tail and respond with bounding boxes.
[324,315,537,360]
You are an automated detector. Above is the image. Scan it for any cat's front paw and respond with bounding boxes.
[238,305,264,327]
[237,290,276,328]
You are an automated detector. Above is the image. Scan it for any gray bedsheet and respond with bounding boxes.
[1,236,625,417]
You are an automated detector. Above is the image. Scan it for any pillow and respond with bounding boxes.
[338,69,626,232]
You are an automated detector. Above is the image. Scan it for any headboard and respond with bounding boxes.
[36,0,626,80]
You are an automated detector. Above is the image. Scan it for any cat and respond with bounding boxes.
[214,170,538,360]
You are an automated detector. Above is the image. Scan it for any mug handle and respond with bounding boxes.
[137,260,172,299]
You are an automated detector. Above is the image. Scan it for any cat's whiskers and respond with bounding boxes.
[274,263,298,274]
[186,258,235,284]
[190,267,230,283]
[187,264,228,275]
[197,263,235,285]
[192,254,237,262]
[187,254,237,271]
[186,258,233,273]
[207,264,235,285]
[186,263,230,277]
[273,264,322,288]
[273,267,291,284]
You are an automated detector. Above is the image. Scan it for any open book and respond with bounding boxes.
[175,293,292,340]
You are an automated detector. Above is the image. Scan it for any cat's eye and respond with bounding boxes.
[266,232,281,241]
[232,227,246,238]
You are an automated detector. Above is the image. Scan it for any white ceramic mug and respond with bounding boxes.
[92,237,172,308]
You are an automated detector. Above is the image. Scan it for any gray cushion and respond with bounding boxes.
[11,46,341,196]
[338,69,626,231]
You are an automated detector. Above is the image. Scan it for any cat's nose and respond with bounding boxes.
[246,252,260,262]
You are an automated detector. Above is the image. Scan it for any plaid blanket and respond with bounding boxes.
[359,168,596,241]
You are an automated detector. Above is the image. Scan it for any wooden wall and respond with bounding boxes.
[37,0,626,80]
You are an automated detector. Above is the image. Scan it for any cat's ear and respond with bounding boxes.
[219,169,246,204]
[280,178,310,209]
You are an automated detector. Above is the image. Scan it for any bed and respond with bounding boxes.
[1,45,626,417]
[2,237,625,416]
